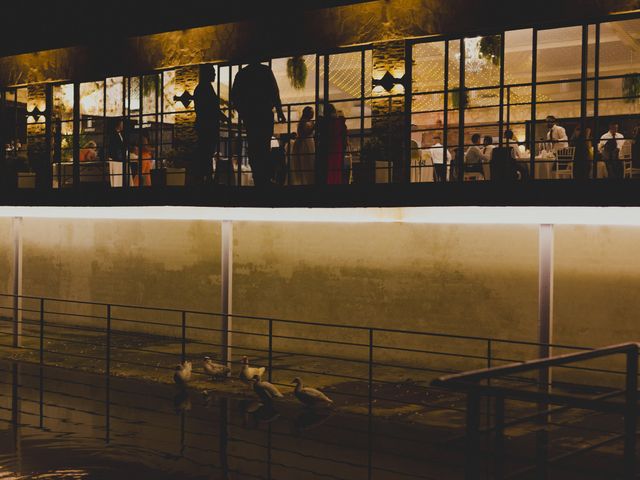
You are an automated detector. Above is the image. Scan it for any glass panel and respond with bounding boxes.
[106,77,124,117]
[448,40,460,89]
[537,26,583,83]
[53,83,74,122]
[162,70,177,115]
[272,55,317,106]
[464,35,500,89]
[328,51,362,101]
[413,41,445,93]
[505,29,532,85]
[142,74,159,117]
[127,76,140,115]
[599,18,640,77]
[80,81,104,116]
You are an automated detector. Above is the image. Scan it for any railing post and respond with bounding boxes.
[268,319,273,382]
[624,346,638,479]
[39,298,44,365]
[11,216,23,348]
[465,390,481,480]
[368,328,374,417]
[106,304,111,377]
[39,297,44,430]
[221,220,233,369]
[494,394,505,480]
[181,311,186,363]
[368,328,374,480]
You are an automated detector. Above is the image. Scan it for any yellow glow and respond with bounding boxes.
[1,206,640,226]
[390,83,405,95]
[389,66,405,79]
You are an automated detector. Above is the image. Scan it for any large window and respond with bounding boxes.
[2,14,640,190]
[411,15,640,182]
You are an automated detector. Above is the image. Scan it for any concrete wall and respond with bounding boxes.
[0,218,222,340]
[3,217,640,385]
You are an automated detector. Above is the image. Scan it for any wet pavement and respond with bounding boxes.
[0,361,464,480]
[0,323,637,479]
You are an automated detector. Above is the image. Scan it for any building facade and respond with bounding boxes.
[1,0,639,196]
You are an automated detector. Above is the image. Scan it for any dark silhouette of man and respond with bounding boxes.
[231,61,286,186]
[108,118,126,162]
[194,64,227,184]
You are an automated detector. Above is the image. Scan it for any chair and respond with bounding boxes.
[553,147,575,179]
[621,141,640,178]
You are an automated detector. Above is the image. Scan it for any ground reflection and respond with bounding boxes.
[0,361,443,480]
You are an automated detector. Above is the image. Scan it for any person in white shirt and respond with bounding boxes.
[482,135,495,159]
[546,116,569,151]
[598,122,625,179]
[427,135,452,182]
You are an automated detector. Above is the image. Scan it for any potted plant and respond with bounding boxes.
[623,74,640,104]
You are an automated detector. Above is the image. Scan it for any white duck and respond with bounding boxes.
[203,356,230,379]
[239,356,266,383]
[292,377,333,407]
[251,375,284,403]
[173,361,192,385]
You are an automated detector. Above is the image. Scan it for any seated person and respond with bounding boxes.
[482,135,495,159]
[464,133,488,177]
[79,141,98,162]
[505,130,523,159]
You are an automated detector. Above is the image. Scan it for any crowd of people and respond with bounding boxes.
[414,115,640,182]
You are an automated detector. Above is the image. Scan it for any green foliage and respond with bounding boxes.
[479,36,501,67]
[360,137,386,164]
[286,56,308,90]
[623,74,640,104]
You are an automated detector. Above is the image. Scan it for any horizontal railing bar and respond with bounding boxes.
[434,342,639,385]
[0,294,597,354]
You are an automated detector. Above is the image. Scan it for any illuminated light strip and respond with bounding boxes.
[1,206,640,226]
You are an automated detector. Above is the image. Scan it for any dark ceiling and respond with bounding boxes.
[0,0,374,57]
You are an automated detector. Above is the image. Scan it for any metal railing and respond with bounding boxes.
[433,342,640,480]
[1,293,638,477]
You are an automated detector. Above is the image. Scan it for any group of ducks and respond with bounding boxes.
[173,355,334,408]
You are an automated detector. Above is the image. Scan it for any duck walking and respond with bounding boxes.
[251,375,284,403]
[292,377,333,407]
[203,356,230,379]
[240,356,266,383]
[173,361,192,385]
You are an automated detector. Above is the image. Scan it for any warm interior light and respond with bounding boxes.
[1,206,640,226]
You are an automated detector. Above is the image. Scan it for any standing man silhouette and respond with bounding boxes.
[194,64,228,184]
[231,60,286,186]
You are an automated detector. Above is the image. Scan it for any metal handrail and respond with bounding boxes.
[432,342,639,480]
[0,292,593,352]
[433,342,640,388]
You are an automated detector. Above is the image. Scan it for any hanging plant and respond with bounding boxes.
[286,56,308,90]
[622,74,640,104]
[479,36,501,67]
